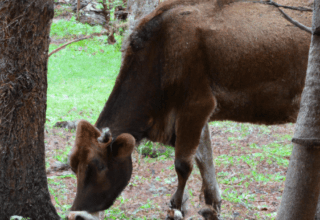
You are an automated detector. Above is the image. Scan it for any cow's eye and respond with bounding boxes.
[97,164,105,171]
[91,159,105,171]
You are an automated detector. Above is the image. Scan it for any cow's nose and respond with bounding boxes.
[67,211,100,220]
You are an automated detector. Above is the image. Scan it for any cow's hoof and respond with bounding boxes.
[165,209,183,220]
[169,190,189,217]
[198,206,220,220]
[67,211,100,220]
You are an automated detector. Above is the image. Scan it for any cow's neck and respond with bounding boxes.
[95,52,162,143]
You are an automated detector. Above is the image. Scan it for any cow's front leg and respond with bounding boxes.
[165,124,201,220]
[165,87,216,220]
[165,156,193,220]
[196,123,221,220]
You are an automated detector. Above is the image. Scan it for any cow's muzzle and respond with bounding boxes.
[67,211,100,220]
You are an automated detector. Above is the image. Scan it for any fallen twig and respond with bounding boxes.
[250,0,312,34]
[48,37,90,57]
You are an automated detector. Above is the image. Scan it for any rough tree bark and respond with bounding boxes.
[0,1,60,219]
[277,0,320,219]
[316,195,320,220]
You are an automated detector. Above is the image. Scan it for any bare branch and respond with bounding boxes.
[267,0,312,12]
[48,31,110,57]
[277,6,312,34]
[48,37,89,57]
[251,0,313,11]
[250,0,312,34]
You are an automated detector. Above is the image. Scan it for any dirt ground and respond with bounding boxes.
[45,122,295,219]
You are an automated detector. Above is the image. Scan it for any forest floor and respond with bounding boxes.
[46,0,313,219]
[45,121,294,220]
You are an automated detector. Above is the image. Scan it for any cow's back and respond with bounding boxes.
[145,1,311,125]
[205,2,310,124]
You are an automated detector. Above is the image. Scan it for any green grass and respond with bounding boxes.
[48,176,75,219]
[54,145,72,164]
[51,16,104,39]
[47,35,122,126]
[136,140,175,159]
[48,15,123,127]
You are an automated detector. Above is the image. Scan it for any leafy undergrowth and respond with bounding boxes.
[45,122,294,220]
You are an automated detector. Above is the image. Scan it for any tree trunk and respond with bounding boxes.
[77,0,80,21]
[0,1,60,219]
[277,0,320,219]
[315,194,320,220]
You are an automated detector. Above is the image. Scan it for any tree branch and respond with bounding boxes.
[48,37,89,57]
[277,6,312,34]
[250,0,312,34]
[251,0,313,11]
[267,0,312,12]
[48,31,110,58]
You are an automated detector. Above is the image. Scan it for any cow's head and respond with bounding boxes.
[69,120,135,215]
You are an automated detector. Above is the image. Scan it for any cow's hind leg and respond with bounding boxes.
[166,93,216,220]
[196,123,222,220]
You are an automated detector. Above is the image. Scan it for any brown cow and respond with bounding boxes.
[68,0,311,219]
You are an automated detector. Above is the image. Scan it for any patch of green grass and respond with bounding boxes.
[261,143,292,167]
[104,196,130,219]
[137,140,174,159]
[47,35,122,126]
[167,164,175,170]
[51,17,103,39]
[258,125,272,134]
[216,154,238,167]
[239,123,252,137]
[54,145,72,163]
[48,177,74,219]
[222,188,255,206]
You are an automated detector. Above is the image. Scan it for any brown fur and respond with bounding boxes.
[70,0,311,218]
[70,120,135,212]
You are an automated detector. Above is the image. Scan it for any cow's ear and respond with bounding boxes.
[70,120,101,172]
[76,120,101,140]
[112,133,135,159]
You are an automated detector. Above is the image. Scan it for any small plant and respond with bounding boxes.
[54,145,72,164]
[104,196,130,219]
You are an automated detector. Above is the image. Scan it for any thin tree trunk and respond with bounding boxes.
[277,0,320,219]
[77,0,80,21]
[0,1,60,219]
